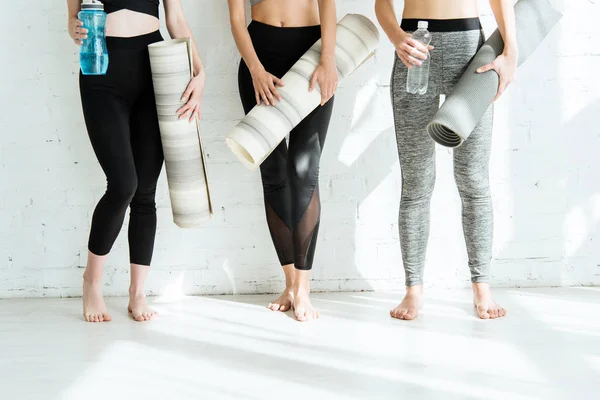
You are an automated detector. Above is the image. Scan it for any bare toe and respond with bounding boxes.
[295,309,307,322]
[476,305,490,319]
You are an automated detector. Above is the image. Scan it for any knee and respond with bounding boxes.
[130,187,157,214]
[107,176,138,205]
[455,170,490,199]
[260,164,288,194]
[289,152,320,184]
[401,173,435,202]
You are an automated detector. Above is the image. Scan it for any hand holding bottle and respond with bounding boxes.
[68,18,88,46]
[394,30,434,69]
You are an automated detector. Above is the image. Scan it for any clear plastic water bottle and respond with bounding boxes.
[79,0,108,75]
[406,21,432,95]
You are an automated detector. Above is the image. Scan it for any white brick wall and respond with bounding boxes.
[0,0,598,298]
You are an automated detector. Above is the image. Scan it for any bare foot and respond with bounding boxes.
[390,285,424,320]
[82,277,112,323]
[128,294,157,322]
[268,288,294,312]
[473,283,507,319]
[293,290,319,322]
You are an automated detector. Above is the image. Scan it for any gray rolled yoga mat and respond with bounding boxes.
[148,38,213,228]
[427,0,562,148]
[226,14,380,170]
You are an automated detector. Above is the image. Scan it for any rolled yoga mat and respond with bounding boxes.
[427,0,562,148]
[226,14,380,170]
[148,38,213,228]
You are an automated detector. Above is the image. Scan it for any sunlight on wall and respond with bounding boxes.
[338,80,381,167]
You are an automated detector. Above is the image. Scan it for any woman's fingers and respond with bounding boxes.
[406,54,423,66]
[264,84,276,105]
[476,62,495,74]
[406,38,430,57]
[188,105,197,122]
[181,84,194,103]
[309,73,318,92]
[396,50,412,68]
[254,88,261,105]
[177,106,190,119]
[400,43,427,62]
[272,76,285,87]
[176,103,188,114]
[268,81,281,101]
[260,89,270,106]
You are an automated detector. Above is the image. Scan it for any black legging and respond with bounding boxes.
[79,31,164,266]
[238,21,334,271]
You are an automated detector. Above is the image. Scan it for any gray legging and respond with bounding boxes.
[391,20,493,287]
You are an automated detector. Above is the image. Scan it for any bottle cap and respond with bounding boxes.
[81,0,104,10]
[418,21,428,29]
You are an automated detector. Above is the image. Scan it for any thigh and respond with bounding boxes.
[453,105,493,184]
[391,57,440,182]
[130,92,164,192]
[238,61,258,114]
[79,82,137,183]
[288,97,334,158]
[442,30,485,95]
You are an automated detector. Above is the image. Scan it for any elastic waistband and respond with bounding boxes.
[401,18,481,32]
[248,20,321,55]
[106,30,163,50]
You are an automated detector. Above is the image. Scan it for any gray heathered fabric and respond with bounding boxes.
[391,29,493,286]
[427,0,562,147]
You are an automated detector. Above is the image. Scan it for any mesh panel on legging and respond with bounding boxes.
[293,183,321,270]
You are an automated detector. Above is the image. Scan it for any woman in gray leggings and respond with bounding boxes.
[375,0,518,320]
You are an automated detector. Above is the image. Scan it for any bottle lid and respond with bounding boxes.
[418,21,428,29]
[81,0,104,10]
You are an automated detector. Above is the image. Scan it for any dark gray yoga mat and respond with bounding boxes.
[427,0,562,148]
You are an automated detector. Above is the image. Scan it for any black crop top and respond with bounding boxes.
[102,0,160,19]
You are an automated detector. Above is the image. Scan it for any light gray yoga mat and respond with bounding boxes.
[148,38,213,228]
[226,14,380,170]
[427,0,562,148]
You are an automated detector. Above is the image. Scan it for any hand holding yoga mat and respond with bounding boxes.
[427,0,562,148]
[148,38,213,228]
[226,14,380,170]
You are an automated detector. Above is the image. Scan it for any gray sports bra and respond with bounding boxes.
[250,0,265,6]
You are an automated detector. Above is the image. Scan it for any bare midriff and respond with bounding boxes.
[251,0,320,27]
[105,10,160,37]
[402,0,479,20]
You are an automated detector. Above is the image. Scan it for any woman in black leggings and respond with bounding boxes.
[228,0,338,322]
[67,0,206,322]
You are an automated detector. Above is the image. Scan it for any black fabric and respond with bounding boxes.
[79,31,164,266]
[238,21,334,271]
[401,18,481,32]
[102,0,160,19]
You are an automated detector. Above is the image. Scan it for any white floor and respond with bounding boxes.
[1,288,599,400]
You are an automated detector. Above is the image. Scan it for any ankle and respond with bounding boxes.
[293,283,310,295]
[129,287,146,298]
[83,272,103,286]
[406,285,424,296]
[472,282,490,293]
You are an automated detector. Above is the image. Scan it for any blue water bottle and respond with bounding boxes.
[79,0,108,75]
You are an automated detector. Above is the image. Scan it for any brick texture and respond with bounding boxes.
[0,1,598,298]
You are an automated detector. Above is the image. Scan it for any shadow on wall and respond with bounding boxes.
[151,2,393,298]
[494,0,600,287]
